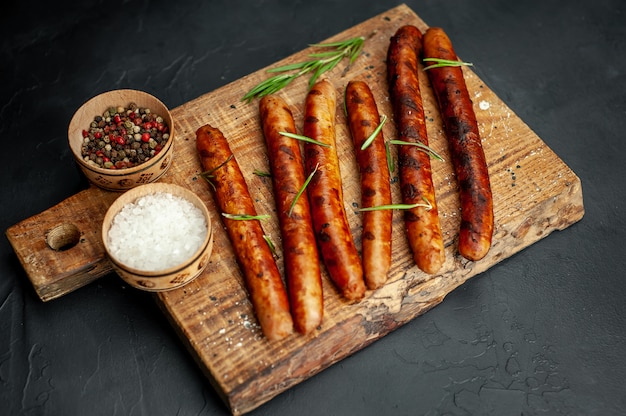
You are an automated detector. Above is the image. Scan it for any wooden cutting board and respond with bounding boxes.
[6,4,584,415]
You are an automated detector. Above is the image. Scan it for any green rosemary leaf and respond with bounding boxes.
[349,41,365,64]
[279,131,331,147]
[310,55,342,87]
[389,139,444,161]
[198,173,216,191]
[221,213,271,221]
[199,154,234,190]
[308,67,325,89]
[263,235,277,257]
[242,36,365,102]
[288,163,318,217]
[253,169,271,178]
[308,50,344,58]
[267,61,312,73]
[385,141,395,173]
[422,57,473,71]
[309,38,357,48]
[359,197,432,212]
[242,73,296,102]
[360,115,388,150]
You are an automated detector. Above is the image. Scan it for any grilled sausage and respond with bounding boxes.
[259,95,324,334]
[302,79,366,301]
[196,124,293,340]
[387,25,446,274]
[422,27,494,261]
[344,80,392,290]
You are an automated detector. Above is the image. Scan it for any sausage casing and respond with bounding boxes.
[303,79,366,301]
[196,124,293,340]
[344,80,392,289]
[259,95,324,334]
[422,27,494,261]
[387,25,446,274]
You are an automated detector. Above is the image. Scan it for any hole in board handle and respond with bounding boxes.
[46,223,81,251]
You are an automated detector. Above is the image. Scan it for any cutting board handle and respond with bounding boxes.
[6,186,121,301]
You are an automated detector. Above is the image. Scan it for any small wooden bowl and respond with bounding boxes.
[102,183,213,292]
[68,89,175,192]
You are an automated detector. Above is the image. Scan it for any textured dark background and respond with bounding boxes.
[2,0,625,415]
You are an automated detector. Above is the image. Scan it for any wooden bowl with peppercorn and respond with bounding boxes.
[102,182,214,292]
[68,89,174,192]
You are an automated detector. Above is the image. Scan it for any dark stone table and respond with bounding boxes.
[2,0,624,414]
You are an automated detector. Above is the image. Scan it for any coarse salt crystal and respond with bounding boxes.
[108,192,207,271]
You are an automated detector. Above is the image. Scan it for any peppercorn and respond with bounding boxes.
[80,102,169,169]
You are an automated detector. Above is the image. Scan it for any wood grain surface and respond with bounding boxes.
[6,5,584,415]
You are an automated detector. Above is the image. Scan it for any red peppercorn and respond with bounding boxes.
[141,132,151,142]
[94,131,103,139]
[82,130,89,138]
[113,114,122,124]
[116,136,126,145]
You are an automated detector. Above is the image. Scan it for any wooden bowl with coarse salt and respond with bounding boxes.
[68,89,175,192]
[102,183,213,292]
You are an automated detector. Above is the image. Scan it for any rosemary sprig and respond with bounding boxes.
[253,169,271,178]
[389,139,444,161]
[199,154,234,190]
[279,131,330,148]
[423,58,473,71]
[360,115,388,150]
[288,163,319,217]
[263,235,277,257]
[385,141,395,173]
[242,36,365,102]
[221,213,271,221]
[359,197,433,212]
